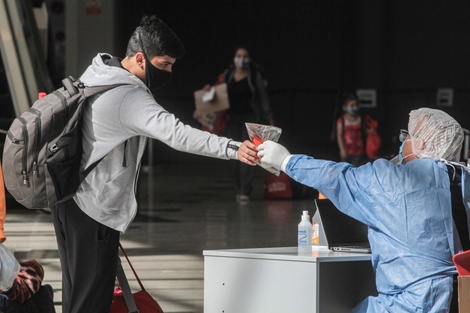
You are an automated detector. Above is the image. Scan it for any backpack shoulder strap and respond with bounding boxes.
[72,77,127,180]
[62,76,81,96]
[62,76,124,98]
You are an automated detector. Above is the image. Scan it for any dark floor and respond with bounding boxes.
[5,154,317,313]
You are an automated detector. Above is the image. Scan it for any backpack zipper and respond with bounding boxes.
[48,91,68,155]
[18,117,29,186]
[30,108,42,177]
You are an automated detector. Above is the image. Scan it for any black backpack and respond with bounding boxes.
[2,76,119,209]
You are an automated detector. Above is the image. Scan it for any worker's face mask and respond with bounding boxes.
[144,59,172,91]
[398,140,414,164]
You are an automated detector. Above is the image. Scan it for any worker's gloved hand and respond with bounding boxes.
[257,140,292,172]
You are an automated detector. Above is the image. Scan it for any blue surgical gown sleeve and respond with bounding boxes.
[285,155,459,313]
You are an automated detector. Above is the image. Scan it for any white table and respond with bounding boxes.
[203,246,376,313]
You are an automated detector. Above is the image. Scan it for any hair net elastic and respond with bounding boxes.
[408,108,463,161]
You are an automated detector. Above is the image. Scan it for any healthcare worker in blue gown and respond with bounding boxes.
[257,107,470,313]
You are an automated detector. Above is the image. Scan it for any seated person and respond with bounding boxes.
[0,163,55,312]
[257,107,469,312]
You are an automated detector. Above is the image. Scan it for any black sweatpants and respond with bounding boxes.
[51,198,120,313]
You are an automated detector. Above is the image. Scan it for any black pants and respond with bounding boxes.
[51,199,120,313]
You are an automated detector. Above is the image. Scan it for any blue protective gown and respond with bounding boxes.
[285,155,470,313]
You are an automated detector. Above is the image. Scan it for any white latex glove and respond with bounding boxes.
[257,140,292,172]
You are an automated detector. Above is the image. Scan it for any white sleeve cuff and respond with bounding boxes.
[281,154,293,172]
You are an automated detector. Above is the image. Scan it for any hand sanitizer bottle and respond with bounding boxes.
[298,211,312,255]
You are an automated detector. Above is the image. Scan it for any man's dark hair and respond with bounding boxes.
[126,15,185,59]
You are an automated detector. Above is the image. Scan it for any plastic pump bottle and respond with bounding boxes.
[298,211,312,255]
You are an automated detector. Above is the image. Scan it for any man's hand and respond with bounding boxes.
[257,140,292,171]
[237,140,258,166]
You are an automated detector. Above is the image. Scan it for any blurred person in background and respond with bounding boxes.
[205,46,274,203]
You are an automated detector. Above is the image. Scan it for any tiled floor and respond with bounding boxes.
[5,157,316,313]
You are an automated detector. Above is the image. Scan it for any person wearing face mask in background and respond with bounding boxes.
[201,46,274,203]
[333,92,367,166]
[257,107,470,312]
[50,16,259,313]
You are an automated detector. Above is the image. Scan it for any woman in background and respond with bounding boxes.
[212,47,274,203]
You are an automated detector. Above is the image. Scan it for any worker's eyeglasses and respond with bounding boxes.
[399,129,410,142]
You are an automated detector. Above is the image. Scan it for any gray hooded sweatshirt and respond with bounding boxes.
[74,53,240,232]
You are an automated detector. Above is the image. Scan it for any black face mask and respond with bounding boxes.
[138,34,172,90]
[144,58,172,91]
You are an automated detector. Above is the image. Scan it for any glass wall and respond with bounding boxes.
[0,0,53,118]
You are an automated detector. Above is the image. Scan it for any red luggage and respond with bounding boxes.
[264,172,293,200]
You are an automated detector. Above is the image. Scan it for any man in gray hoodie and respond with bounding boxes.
[51,15,258,313]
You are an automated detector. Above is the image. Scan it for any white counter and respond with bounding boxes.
[203,246,376,313]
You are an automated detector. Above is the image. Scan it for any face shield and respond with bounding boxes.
[408,108,464,161]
